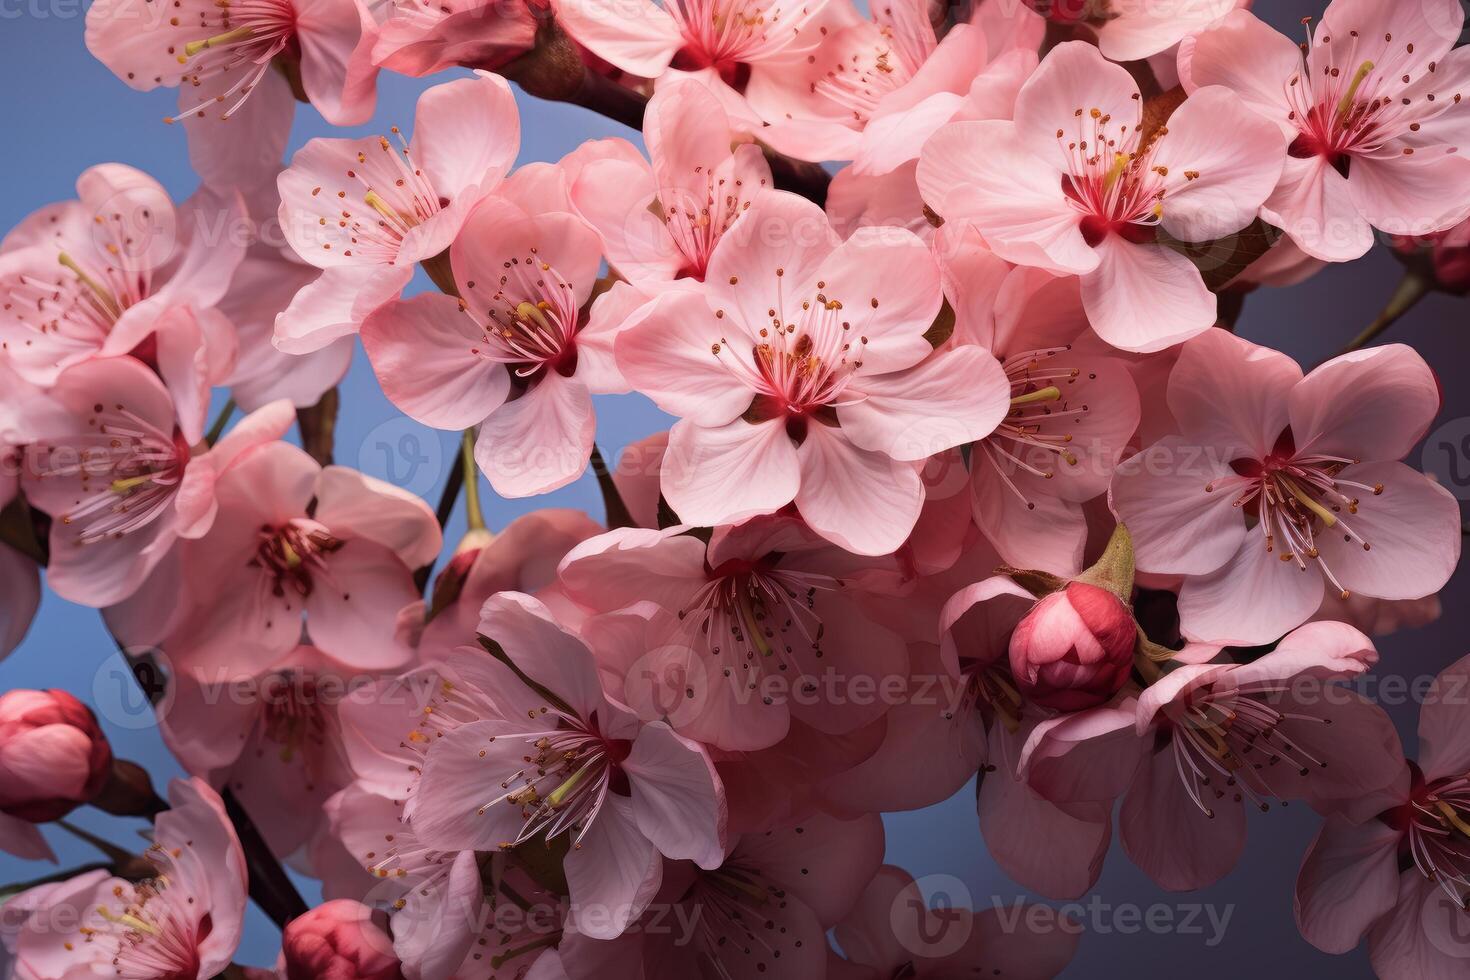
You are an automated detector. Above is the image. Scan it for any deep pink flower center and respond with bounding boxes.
[169,0,299,123]
[1055,103,1189,244]
[1384,763,1470,906]
[253,520,343,600]
[462,248,583,383]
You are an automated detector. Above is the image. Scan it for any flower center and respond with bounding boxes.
[658,169,765,281]
[1396,767,1470,909]
[320,130,447,264]
[977,346,1090,510]
[1056,103,1186,246]
[251,520,342,600]
[260,671,328,768]
[37,410,189,544]
[462,247,582,380]
[72,877,206,980]
[1284,17,1467,167]
[168,0,298,123]
[1204,429,1379,600]
[477,717,631,850]
[675,560,840,703]
[1164,683,1329,817]
[710,272,873,436]
[666,0,804,76]
[811,14,934,124]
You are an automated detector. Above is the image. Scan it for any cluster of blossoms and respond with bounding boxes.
[1,0,1469,976]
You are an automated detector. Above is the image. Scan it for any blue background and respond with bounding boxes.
[2,1,1469,975]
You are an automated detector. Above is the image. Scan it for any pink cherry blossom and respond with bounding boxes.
[415,509,604,661]
[21,358,293,607]
[85,0,378,166]
[559,516,908,751]
[581,812,884,980]
[1294,652,1470,978]
[1008,581,1135,712]
[1022,621,1404,891]
[109,441,441,677]
[370,0,540,76]
[552,0,841,87]
[751,0,1042,174]
[567,75,772,288]
[0,164,242,425]
[278,899,404,980]
[943,235,1141,574]
[615,189,1009,554]
[192,177,354,410]
[918,41,1289,351]
[275,72,520,354]
[361,194,626,498]
[833,864,1079,979]
[406,592,726,941]
[1112,329,1459,646]
[1180,0,1470,261]
[0,689,113,863]
[160,644,367,858]
[5,778,247,979]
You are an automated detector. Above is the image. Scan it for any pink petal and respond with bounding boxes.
[1418,653,1470,780]
[1167,327,1301,458]
[704,190,840,329]
[554,0,682,77]
[1178,9,1300,117]
[294,0,377,125]
[1347,150,1470,240]
[360,291,511,429]
[453,201,604,313]
[1080,237,1216,353]
[476,375,595,498]
[661,417,801,528]
[411,719,543,851]
[917,120,1096,275]
[739,812,885,927]
[1367,872,1470,980]
[1152,86,1289,243]
[1096,0,1236,61]
[1292,344,1441,462]
[179,64,295,192]
[613,290,757,426]
[275,264,413,352]
[1262,154,1375,262]
[1177,532,1326,645]
[413,72,519,198]
[1020,704,1146,806]
[1119,738,1248,891]
[1014,42,1143,169]
[625,722,725,869]
[563,794,663,940]
[1109,434,1247,576]
[840,346,1009,461]
[971,453,1088,576]
[1295,815,1404,954]
[795,423,923,556]
[1314,461,1460,601]
[479,592,608,721]
[305,540,418,670]
[315,465,442,568]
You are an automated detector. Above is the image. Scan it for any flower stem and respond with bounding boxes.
[205,399,236,446]
[1332,270,1433,359]
[589,444,634,529]
[461,430,486,532]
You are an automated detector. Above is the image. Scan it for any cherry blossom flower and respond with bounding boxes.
[615,189,1009,554]
[917,41,1289,352]
[1022,622,1404,891]
[752,0,1042,175]
[361,193,628,498]
[275,72,520,354]
[108,441,441,678]
[160,644,367,859]
[406,592,726,941]
[1111,329,1459,646]
[0,164,242,426]
[192,177,353,411]
[1180,0,1470,262]
[370,0,541,76]
[20,357,293,607]
[552,0,841,88]
[86,0,378,185]
[1295,652,1470,978]
[4,778,247,979]
[559,516,908,751]
[567,75,772,289]
[943,236,1141,575]
[832,864,1079,979]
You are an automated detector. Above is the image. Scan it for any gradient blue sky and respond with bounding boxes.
[2,3,1468,976]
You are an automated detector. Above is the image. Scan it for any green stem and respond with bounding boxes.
[461,430,486,532]
[1332,271,1433,359]
[204,399,237,446]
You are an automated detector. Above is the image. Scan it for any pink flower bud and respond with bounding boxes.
[281,900,404,980]
[1008,583,1135,712]
[0,689,112,822]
